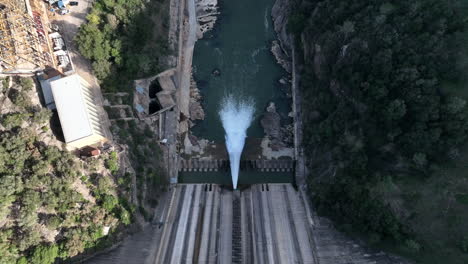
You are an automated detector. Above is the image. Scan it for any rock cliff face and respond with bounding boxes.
[271,40,292,73]
[271,0,292,55]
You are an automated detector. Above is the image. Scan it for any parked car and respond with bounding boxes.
[59,9,70,15]
[69,1,78,6]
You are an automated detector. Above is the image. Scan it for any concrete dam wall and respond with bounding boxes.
[88,184,408,264]
[178,159,295,173]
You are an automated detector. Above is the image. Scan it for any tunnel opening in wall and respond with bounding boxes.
[149,100,162,114]
[149,79,163,99]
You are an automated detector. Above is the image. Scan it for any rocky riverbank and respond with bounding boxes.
[258,0,295,156]
[196,0,220,38]
[260,102,293,150]
[189,74,205,121]
[187,0,220,126]
[272,0,293,54]
[271,0,293,73]
[183,0,296,161]
[271,40,292,73]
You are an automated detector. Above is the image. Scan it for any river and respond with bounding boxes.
[180,0,293,184]
[191,0,291,141]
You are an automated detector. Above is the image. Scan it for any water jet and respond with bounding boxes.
[219,95,254,189]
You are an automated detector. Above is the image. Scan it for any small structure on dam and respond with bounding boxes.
[178,159,295,173]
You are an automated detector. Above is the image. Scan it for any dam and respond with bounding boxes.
[89,184,405,264]
[85,0,409,263]
[178,159,295,172]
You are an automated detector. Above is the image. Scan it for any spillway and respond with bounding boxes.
[88,184,408,264]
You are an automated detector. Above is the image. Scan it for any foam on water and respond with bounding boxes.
[219,95,255,189]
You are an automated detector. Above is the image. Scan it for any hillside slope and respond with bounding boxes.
[290,0,468,262]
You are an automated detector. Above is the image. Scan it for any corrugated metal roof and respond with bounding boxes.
[50,75,94,143]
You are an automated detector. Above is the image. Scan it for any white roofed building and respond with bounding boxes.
[50,74,110,149]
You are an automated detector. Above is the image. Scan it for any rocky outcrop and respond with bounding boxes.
[271,40,292,73]
[261,102,285,151]
[271,0,293,73]
[261,102,281,137]
[195,0,219,38]
[271,0,292,54]
[189,101,204,120]
[189,73,205,121]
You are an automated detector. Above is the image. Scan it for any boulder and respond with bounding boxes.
[261,103,281,140]
[266,102,276,113]
[189,101,205,120]
[212,68,221,76]
[279,77,288,85]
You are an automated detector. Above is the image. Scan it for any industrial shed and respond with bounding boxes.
[50,74,108,149]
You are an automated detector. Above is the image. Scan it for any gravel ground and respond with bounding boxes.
[49,0,96,85]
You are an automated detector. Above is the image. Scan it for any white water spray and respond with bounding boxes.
[219,95,255,189]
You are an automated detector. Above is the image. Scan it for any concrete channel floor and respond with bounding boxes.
[87,184,409,264]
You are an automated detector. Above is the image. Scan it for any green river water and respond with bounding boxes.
[191,0,291,141]
[181,0,293,184]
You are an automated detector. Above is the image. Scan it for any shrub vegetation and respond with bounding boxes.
[0,79,132,264]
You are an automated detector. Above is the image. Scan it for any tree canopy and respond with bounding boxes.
[75,0,169,92]
[292,0,468,251]
[0,78,133,264]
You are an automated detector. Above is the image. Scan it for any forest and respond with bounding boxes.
[75,0,170,92]
[0,77,133,264]
[0,0,170,263]
[290,0,468,262]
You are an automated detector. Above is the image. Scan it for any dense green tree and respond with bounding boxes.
[75,0,169,92]
[0,127,130,263]
[1,113,30,129]
[8,90,30,108]
[19,78,34,91]
[102,194,118,212]
[30,245,58,264]
[293,0,468,245]
[105,151,119,174]
[31,109,52,125]
[0,73,138,264]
